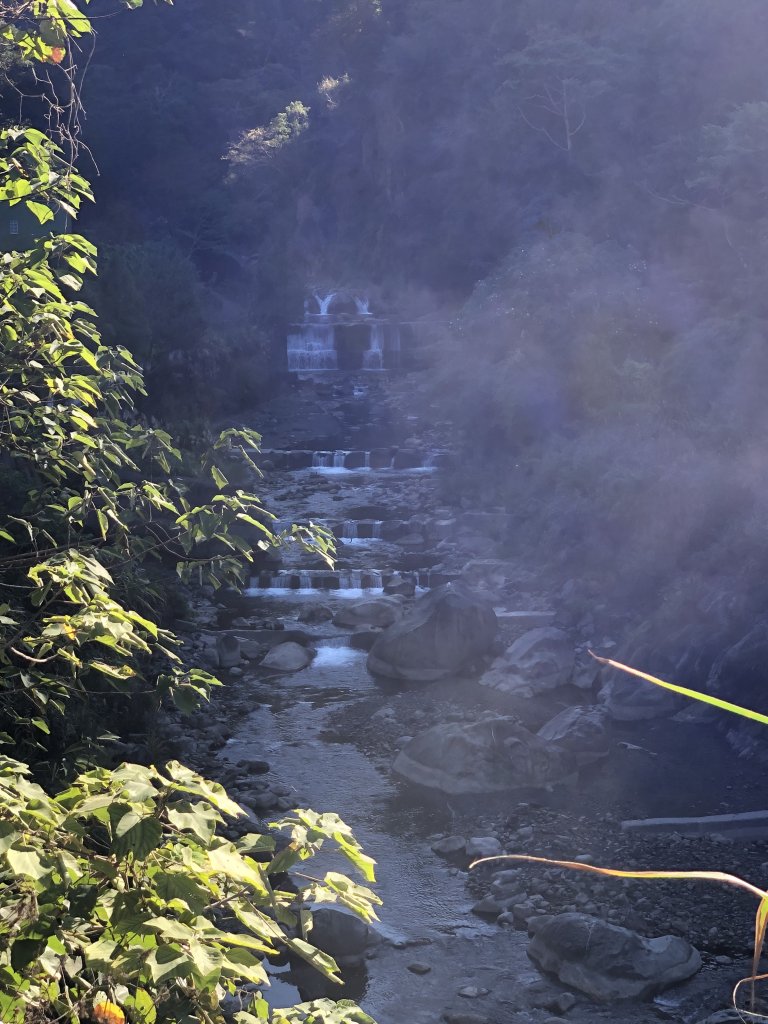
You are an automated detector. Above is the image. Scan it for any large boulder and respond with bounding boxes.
[332,596,403,630]
[261,642,315,673]
[536,706,611,767]
[599,673,680,721]
[706,625,768,761]
[480,628,574,697]
[216,634,241,669]
[597,616,724,722]
[367,582,497,682]
[383,573,416,598]
[308,907,375,966]
[393,716,568,794]
[528,913,701,1001]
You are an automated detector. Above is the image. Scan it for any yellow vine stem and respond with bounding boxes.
[471,854,768,1013]
[588,651,768,728]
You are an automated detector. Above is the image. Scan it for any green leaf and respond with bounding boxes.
[112,815,163,860]
[211,464,229,489]
[83,938,118,972]
[123,988,156,1024]
[25,200,54,224]
[208,844,269,894]
[144,944,190,984]
[288,938,342,983]
[166,800,219,843]
[187,939,223,987]
[6,847,48,880]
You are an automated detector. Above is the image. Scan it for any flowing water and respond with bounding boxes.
[217,635,538,1022]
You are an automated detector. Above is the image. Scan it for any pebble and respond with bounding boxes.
[407,962,432,975]
[472,897,502,917]
[237,758,270,774]
[457,986,488,999]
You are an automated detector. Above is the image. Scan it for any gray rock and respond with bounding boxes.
[407,962,432,975]
[308,907,374,965]
[383,573,417,598]
[572,652,603,690]
[708,625,768,761]
[599,674,681,721]
[536,706,611,767]
[216,634,241,669]
[261,642,315,673]
[349,627,382,652]
[526,980,577,1013]
[528,913,701,1001]
[471,897,503,917]
[248,791,280,812]
[298,604,334,624]
[200,646,219,669]
[394,716,567,795]
[457,986,488,999]
[460,558,516,596]
[333,596,403,629]
[237,758,270,774]
[367,582,497,683]
[465,836,503,860]
[431,836,466,858]
[480,628,574,697]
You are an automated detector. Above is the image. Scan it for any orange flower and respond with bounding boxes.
[92,1001,126,1024]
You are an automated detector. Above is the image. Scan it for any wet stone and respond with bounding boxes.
[432,836,466,858]
[237,758,270,774]
[472,897,503,917]
[466,837,503,860]
[457,986,489,999]
[407,962,432,975]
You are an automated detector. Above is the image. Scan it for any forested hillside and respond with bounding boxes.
[4,2,768,1022]
[77,0,768,650]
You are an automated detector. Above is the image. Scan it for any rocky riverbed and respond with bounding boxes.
[144,372,768,1024]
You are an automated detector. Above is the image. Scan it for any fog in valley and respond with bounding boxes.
[4,2,768,1023]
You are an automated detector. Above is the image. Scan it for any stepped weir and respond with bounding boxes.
[287,291,402,372]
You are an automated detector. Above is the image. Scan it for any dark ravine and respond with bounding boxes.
[153,371,768,1024]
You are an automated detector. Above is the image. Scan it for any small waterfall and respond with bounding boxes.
[372,520,382,539]
[287,291,406,370]
[342,521,358,540]
[333,451,348,468]
[363,323,385,371]
[315,292,337,316]
[389,324,401,354]
[313,451,332,468]
[248,566,439,593]
[364,451,371,469]
[288,325,337,371]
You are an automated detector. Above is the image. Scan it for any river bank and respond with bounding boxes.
[151,371,768,1024]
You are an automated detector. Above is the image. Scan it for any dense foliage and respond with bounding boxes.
[0,6,376,1024]
[0,760,379,1024]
